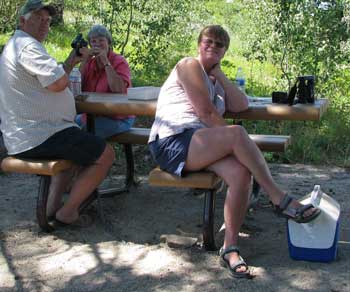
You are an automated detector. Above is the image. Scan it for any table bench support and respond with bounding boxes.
[203,189,217,250]
[124,144,137,188]
[37,175,54,232]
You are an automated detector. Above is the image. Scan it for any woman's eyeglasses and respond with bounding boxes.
[201,38,225,49]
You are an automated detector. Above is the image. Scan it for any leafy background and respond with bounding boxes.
[1,0,349,167]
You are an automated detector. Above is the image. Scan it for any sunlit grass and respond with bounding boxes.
[0,32,12,47]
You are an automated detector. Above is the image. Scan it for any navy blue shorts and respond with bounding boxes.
[148,128,197,177]
[14,126,106,167]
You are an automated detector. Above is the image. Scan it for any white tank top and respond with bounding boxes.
[148,57,225,143]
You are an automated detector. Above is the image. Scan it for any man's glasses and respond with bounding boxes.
[201,38,225,49]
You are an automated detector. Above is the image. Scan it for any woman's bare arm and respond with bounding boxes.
[177,58,227,127]
[210,63,248,112]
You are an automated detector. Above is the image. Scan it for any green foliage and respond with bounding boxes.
[44,25,77,62]
[100,0,202,86]
[221,0,350,167]
[62,0,204,86]
[242,0,350,88]
[0,0,24,33]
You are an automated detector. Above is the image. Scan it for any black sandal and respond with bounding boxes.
[274,193,321,223]
[219,245,253,279]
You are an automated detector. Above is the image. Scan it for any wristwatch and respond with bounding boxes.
[104,61,111,67]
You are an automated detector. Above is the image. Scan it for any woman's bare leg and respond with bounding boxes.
[186,125,283,203]
[207,156,251,271]
[185,126,315,221]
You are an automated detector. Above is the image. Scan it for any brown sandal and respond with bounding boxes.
[219,245,253,279]
[274,194,321,223]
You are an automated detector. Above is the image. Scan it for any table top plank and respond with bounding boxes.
[225,99,329,121]
[76,92,158,116]
[75,87,329,121]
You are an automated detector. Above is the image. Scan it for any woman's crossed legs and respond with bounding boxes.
[184,125,318,275]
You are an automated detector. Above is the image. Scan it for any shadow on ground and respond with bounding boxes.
[0,164,349,291]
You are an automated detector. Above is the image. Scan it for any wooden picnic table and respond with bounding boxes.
[75,87,329,121]
[74,87,330,244]
[75,87,159,117]
[226,97,329,121]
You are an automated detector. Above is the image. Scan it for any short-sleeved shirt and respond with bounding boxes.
[81,51,132,120]
[0,30,77,155]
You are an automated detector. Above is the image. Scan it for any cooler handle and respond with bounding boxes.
[310,185,322,207]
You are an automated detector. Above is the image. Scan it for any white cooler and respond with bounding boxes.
[287,185,340,262]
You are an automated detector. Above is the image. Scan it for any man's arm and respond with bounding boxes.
[46,74,69,92]
[47,48,88,92]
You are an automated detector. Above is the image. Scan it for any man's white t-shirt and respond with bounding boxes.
[0,30,77,154]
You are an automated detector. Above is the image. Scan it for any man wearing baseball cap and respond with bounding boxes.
[19,0,56,17]
[0,0,115,226]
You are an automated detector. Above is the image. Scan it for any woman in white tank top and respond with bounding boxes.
[149,25,321,279]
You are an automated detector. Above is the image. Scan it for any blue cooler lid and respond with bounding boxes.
[288,185,340,249]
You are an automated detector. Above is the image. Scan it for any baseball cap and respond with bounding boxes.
[19,0,56,17]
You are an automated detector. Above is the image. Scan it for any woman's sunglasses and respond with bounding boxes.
[201,38,225,49]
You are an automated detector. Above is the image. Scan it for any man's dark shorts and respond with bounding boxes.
[14,126,106,167]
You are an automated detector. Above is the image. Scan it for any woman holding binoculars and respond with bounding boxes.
[76,24,134,138]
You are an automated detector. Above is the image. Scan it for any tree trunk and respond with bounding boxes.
[51,0,64,26]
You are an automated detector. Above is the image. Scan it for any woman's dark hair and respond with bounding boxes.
[197,25,230,50]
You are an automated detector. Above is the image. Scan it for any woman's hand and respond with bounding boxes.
[209,63,226,81]
[208,62,249,113]
[91,47,109,66]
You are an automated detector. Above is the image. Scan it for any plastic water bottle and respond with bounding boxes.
[69,67,81,97]
[235,67,246,93]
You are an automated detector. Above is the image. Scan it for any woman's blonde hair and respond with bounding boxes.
[197,25,230,50]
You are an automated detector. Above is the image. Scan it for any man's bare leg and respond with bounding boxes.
[55,144,115,223]
[46,166,78,217]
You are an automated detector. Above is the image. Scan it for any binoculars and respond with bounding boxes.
[71,33,88,56]
[272,75,316,105]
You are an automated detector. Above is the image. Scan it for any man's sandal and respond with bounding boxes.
[52,213,94,228]
[274,193,321,223]
[219,245,253,279]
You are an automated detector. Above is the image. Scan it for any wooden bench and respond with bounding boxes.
[1,157,72,231]
[107,127,291,188]
[149,168,222,251]
[148,134,291,251]
[0,128,149,232]
[0,157,104,232]
[0,129,290,235]
[107,128,150,188]
[108,128,291,151]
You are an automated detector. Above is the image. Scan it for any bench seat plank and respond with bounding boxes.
[149,167,221,189]
[108,127,291,152]
[1,157,73,176]
[250,134,291,152]
[108,128,150,145]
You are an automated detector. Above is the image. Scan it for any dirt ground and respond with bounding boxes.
[0,163,350,292]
